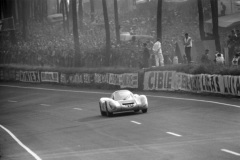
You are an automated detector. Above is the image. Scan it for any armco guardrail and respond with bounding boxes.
[0,68,239,96]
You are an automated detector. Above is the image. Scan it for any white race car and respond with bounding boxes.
[99,90,148,117]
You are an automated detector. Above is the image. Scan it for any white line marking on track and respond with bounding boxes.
[8,100,18,102]
[40,104,51,107]
[73,108,82,110]
[221,149,240,156]
[0,124,42,160]
[166,132,182,137]
[1,84,239,108]
[145,95,240,108]
[131,121,141,125]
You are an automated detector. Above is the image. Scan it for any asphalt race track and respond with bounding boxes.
[0,82,240,160]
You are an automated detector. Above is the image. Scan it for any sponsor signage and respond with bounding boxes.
[109,73,120,86]
[19,71,40,82]
[120,73,138,88]
[144,71,240,96]
[41,72,59,83]
[60,73,68,84]
[69,73,84,84]
[94,73,109,84]
[144,71,175,90]
[59,72,138,88]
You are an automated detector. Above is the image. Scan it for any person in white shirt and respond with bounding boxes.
[183,33,192,64]
[215,52,225,64]
[152,38,164,67]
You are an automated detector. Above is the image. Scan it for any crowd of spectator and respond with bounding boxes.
[226,29,240,66]
[0,1,239,68]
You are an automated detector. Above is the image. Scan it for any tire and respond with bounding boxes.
[99,102,105,116]
[142,108,148,113]
[105,102,113,117]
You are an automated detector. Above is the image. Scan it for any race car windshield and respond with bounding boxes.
[113,91,132,101]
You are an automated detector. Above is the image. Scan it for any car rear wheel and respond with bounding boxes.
[142,109,147,113]
[99,102,105,116]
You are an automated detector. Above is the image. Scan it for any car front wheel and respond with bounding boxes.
[142,109,147,113]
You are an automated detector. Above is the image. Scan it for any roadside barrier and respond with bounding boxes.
[0,68,239,97]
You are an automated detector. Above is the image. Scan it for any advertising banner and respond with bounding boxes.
[68,73,84,84]
[144,71,175,90]
[60,73,68,84]
[41,72,59,83]
[0,69,17,81]
[108,73,120,86]
[200,74,222,93]
[144,71,239,96]
[120,73,138,88]
[94,73,109,84]
[221,75,240,96]
[62,72,138,88]
[19,71,40,83]
[83,73,92,83]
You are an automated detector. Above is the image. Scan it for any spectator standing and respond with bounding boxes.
[183,33,192,64]
[231,29,237,41]
[152,38,164,66]
[201,49,210,63]
[215,52,225,65]
[236,30,240,42]
[142,43,150,68]
[220,2,226,16]
[232,53,239,66]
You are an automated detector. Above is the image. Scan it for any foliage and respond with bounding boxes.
[1,62,239,76]
[145,62,240,75]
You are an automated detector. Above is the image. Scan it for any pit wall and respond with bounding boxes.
[0,69,239,97]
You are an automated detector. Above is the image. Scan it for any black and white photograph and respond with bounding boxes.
[0,0,240,159]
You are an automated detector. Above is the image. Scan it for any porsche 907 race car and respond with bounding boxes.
[99,90,148,117]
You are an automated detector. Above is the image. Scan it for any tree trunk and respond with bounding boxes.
[210,0,221,52]
[72,0,81,67]
[1,0,17,44]
[61,0,66,34]
[63,0,69,32]
[90,0,95,22]
[69,0,73,22]
[12,0,17,23]
[57,0,60,13]
[78,0,83,30]
[102,0,111,66]
[157,0,162,42]
[114,0,120,44]
[197,0,205,40]
[22,0,28,41]
[10,0,16,44]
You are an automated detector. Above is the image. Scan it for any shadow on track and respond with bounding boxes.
[77,111,143,122]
